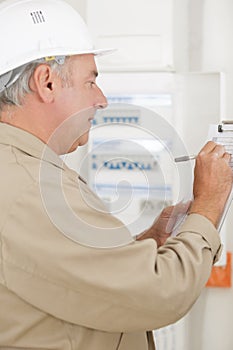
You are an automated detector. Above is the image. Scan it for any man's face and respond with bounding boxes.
[51,54,107,153]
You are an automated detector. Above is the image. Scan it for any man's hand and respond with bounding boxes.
[137,141,233,246]
[189,141,233,227]
[136,202,190,247]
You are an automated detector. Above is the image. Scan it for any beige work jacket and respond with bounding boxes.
[0,123,221,350]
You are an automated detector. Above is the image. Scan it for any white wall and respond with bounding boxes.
[189,0,233,118]
[64,0,86,19]
[86,0,189,72]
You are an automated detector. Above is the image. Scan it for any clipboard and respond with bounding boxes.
[208,121,233,232]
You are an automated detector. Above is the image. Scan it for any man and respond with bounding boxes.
[0,0,232,349]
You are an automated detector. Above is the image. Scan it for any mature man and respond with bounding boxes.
[0,0,232,349]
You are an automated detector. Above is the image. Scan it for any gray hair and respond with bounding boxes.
[0,58,72,112]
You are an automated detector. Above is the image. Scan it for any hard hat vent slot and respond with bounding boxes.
[30,11,45,24]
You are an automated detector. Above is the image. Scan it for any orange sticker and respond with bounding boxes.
[206,252,232,288]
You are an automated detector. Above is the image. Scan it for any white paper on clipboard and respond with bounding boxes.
[207,123,233,233]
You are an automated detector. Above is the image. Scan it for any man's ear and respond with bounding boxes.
[29,64,57,103]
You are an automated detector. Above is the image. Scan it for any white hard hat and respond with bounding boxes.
[0,0,112,77]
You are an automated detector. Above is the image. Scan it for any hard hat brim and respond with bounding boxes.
[92,48,117,56]
[0,48,116,77]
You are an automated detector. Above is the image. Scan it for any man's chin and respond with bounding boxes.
[68,135,89,153]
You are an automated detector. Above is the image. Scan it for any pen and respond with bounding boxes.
[174,155,197,163]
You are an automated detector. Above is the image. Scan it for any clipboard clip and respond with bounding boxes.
[218,121,233,133]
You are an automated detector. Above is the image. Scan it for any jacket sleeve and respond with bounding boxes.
[0,173,221,333]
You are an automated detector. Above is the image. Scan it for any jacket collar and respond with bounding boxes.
[0,122,64,169]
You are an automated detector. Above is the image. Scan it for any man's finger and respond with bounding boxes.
[199,141,219,154]
[223,152,232,163]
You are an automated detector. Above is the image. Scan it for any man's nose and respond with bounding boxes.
[95,88,108,109]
